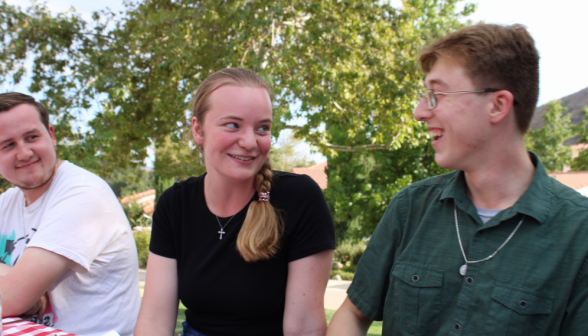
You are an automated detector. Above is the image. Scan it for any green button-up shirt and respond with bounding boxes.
[348,153,588,335]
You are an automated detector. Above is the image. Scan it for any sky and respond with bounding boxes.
[5,0,588,164]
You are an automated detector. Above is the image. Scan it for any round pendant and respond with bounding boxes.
[459,264,467,276]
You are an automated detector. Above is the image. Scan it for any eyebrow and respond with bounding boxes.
[424,78,449,89]
[219,116,272,123]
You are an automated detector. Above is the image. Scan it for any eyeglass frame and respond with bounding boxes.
[419,88,519,110]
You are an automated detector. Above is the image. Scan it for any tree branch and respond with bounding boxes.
[323,129,402,152]
[283,124,303,130]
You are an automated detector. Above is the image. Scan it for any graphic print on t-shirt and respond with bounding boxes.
[0,227,57,325]
[0,228,37,266]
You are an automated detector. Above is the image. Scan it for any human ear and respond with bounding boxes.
[48,125,57,147]
[191,116,204,145]
[489,90,516,124]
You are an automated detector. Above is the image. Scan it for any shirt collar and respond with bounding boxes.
[440,151,552,224]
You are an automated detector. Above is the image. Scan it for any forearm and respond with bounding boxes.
[284,308,327,336]
[0,247,72,316]
[284,250,333,336]
[135,252,179,336]
[326,298,372,336]
[135,314,178,336]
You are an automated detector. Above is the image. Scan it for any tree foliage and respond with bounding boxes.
[0,0,475,239]
[270,130,316,172]
[570,106,588,171]
[526,100,575,173]
[0,176,12,194]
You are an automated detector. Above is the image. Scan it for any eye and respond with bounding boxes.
[258,125,271,132]
[225,122,238,129]
[2,142,15,150]
[26,135,38,141]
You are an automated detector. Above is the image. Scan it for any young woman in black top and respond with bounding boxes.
[135,68,336,336]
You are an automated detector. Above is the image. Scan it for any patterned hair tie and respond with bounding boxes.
[258,192,270,202]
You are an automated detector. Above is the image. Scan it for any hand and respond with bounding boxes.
[23,293,48,317]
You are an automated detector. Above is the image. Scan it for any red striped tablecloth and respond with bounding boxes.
[2,318,76,336]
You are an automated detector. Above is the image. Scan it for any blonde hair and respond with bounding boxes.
[190,68,282,262]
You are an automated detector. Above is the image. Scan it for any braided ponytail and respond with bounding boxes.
[237,158,283,262]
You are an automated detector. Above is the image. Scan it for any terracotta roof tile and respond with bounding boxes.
[291,162,328,190]
[548,171,588,191]
[120,189,156,204]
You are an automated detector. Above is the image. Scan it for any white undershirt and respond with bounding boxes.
[475,206,504,224]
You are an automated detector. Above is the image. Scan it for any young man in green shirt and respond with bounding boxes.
[327,23,588,335]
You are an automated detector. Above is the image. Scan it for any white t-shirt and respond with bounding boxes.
[0,161,141,336]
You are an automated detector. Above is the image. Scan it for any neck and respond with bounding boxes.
[22,160,62,206]
[463,142,534,210]
[203,172,256,217]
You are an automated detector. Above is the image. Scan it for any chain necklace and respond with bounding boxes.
[454,203,525,276]
[215,215,236,240]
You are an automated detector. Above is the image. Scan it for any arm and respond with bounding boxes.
[135,252,179,336]
[0,263,11,276]
[283,249,333,336]
[0,247,74,316]
[326,297,373,336]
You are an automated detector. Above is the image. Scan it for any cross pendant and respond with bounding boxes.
[218,229,226,240]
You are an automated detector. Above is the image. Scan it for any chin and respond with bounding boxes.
[434,153,460,171]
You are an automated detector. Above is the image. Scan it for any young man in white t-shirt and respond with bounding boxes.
[0,92,141,336]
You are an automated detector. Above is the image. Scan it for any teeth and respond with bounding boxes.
[429,130,443,139]
[230,154,254,161]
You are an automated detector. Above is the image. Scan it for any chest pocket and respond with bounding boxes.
[485,283,553,336]
[391,262,444,335]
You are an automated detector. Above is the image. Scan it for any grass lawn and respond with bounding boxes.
[175,304,382,336]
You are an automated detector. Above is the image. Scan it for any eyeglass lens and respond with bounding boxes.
[426,90,436,109]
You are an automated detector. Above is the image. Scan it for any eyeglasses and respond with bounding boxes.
[419,88,518,110]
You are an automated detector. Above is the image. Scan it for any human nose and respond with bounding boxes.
[15,142,34,161]
[238,128,257,151]
[413,99,433,122]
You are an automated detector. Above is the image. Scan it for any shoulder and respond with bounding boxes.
[0,187,22,216]
[272,171,321,193]
[52,162,112,193]
[392,170,458,203]
[46,162,121,210]
[0,186,22,203]
[547,176,588,212]
[158,175,202,201]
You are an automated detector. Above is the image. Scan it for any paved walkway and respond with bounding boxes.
[324,279,351,310]
[138,270,350,310]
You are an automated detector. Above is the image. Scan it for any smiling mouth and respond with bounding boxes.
[429,130,444,141]
[16,159,40,169]
[228,154,255,161]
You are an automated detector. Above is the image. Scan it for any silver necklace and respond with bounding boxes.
[215,215,236,240]
[454,203,525,276]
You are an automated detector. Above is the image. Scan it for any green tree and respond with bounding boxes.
[104,166,155,198]
[0,0,475,239]
[270,130,316,172]
[526,100,574,173]
[570,106,588,171]
[0,176,12,194]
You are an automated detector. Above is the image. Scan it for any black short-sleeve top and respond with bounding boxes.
[149,172,336,336]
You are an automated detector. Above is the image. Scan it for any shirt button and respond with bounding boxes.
[466,277,473,284]
[412,275,420,282]
[453,323,461,331]
[519,300,528,309]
